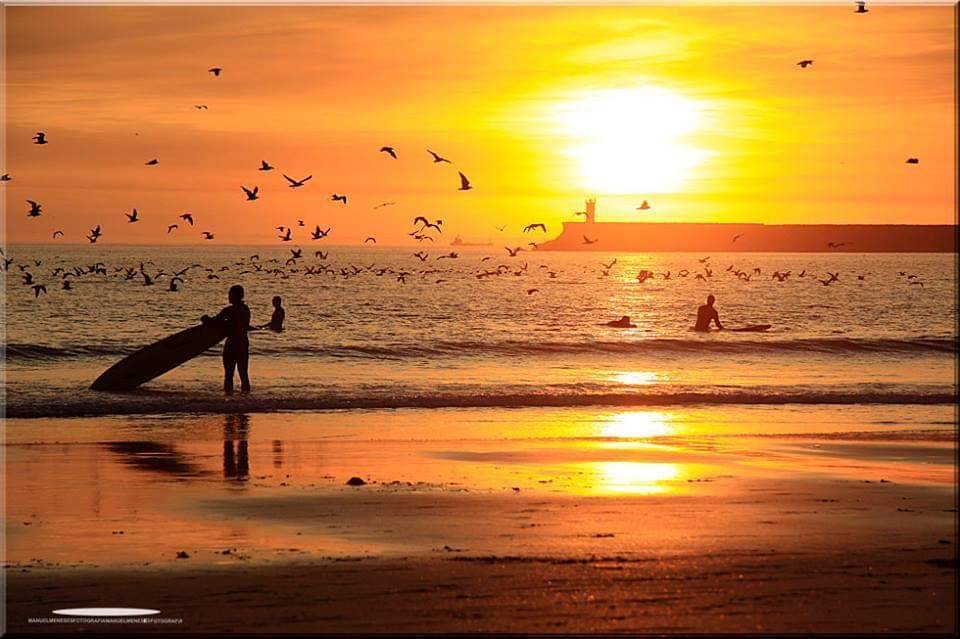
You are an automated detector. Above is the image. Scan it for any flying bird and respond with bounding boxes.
[797,60,814,68]
[905,158,919,164]
[26,200,42,217]
[523,223,547,233]
[208,67,222,76]
[380,146,398,159]
[145,158,159,165]
[52,230,63,239]
[364,237,377,244]
[427,149,451,163]
[732,233,745,243]
[331,194,347,204]
[32,284,47,298]
[505,247,521,257]
[279,228,292,242]
[32,132,47,145]
[202,231,215,240]
[457,172,472,191]
[373,202,396,209]
[1,174,11,181]
[310,226,330,240]
[125,208,140,223]
[167,224,178,233]
[855,1,868,13]
[194,104,208,110]
[636,200,650,210]
[180,213,194,225]
[242,185,259,201]
[582,235,598,245]
[259,160,274,171]
[283,174,312,188]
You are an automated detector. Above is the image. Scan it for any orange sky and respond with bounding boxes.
[3,4,956,245]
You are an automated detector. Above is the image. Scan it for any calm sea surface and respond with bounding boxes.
[2,245,956,417]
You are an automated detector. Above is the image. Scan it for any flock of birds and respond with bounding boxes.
[2,243,930,301]
[3,0,932,302]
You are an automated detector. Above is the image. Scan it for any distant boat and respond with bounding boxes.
[450,236,492,247]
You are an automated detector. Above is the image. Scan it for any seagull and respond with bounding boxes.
[427,149,451,163]
[523,223,547,233]
[526,288,539,295]
[797,60,814,68]
[906,158,919,164]
[242,185,259,201]
[310,226,330,240]
[732,233,745,243]
[180,213,194,225]
[413,251,428,261]
[259,160,274,171]
[26,200,42,217]
[374,202,396,209]
[380,146,398,159]
[168,277,184,292]
[283,174,312,188]
[32,284,47,298]
[202,231,215,240]
[855,1,868,13]
[145,158,159,165]
[89,224,102,238]
[582,235,598,245]
[52,230,63,239]
[496,225,506,231]
[364,237,377,244]
[279,228,292,242]
[167,224,178,233]
[636,200,650,210]
[125,208,140,223]
[208,67,222,76]
[505,247,521,257]
[1,174,11,181]
[32,132,47,145]
[457,171,472,191]
[194,104,208,110]
[62,280,72,290]
[827,241,851,248]
[331,194,347,204]
[315,251,328,259]
[602,259,617,270]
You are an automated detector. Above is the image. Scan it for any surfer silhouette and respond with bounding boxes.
[260,295,285,332]
[694,294,723,332]
[202,285,255,394]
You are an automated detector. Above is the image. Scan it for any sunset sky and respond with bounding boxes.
[3,4,956,245]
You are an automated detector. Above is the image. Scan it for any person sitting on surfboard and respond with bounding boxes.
[202,284,255,394]
[604,315,636,328]
[694,294,724,332]
[259,295,285,332]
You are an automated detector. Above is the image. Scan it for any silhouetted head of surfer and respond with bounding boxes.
[706,294,716,307]
[229,284,245,305]
[272,295,281,308]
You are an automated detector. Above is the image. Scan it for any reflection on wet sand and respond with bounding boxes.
[223,414,251,481]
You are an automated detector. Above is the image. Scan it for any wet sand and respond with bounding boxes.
[4,406,956,633]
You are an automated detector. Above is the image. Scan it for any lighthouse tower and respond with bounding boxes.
[584,198,596,224]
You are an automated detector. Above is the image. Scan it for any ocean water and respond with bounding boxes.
[1,245,956,417]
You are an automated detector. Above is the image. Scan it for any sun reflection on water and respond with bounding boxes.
[591,461,680,495]
[601,411,673,439]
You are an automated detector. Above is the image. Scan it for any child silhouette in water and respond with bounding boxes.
[260,296,285,332]
[202,284,255,394]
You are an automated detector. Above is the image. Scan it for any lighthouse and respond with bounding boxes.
[584,198,596,224]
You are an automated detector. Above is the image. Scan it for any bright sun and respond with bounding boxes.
[553,87,710,195]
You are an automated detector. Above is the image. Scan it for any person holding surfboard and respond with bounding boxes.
[202,284,256,394]
[694,294,724,332]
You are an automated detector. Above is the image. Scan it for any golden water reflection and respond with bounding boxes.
[611,371,660,386]
[600,411,674,439]
[590,461,681,495]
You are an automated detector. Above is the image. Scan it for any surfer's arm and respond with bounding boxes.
[713,313,724,330]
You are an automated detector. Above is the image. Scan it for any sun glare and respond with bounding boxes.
[553,87,710,195]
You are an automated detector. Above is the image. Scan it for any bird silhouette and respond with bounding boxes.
[32,284,47,297]
[457,171,472,191]
[145,158,159,165]
[797,60,814,68]
[259,160,274,171]
[32,132,48,145]
[26,200,42,217]
[208,67,222,76]
[331,194,347,204]
[413,251,428,261]
[0,174,10,181]
[202,231,215,240]
[374,202,396,209]
[168,277,183,292]
[855,1,868,13]
[242,185,259,201]
[311,226,331,240]
[636,200,650,210]
[364,237,377,244]
[52,230,63,239]
[380,146,398,159]
[194,104,208,110]
[125,208,140,223]
[279,228,292,242]
[732,233,745,243]
[505,247,521,257]
[523,223,547,233]
[906,158,919,164]
[167,224,178,233]
[180,213,195,225]
[427,149,451,163]
[283,174,312,188]
[582,235,598,245]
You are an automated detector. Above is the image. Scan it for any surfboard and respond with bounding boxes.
[90,323,227,391]
[728,324,772,332]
